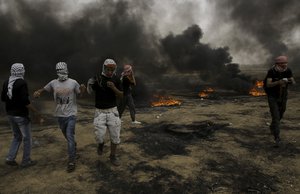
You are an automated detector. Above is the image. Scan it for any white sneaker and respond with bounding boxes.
[132,120,141,124]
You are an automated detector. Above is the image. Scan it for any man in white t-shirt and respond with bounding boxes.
[33,62,86,172]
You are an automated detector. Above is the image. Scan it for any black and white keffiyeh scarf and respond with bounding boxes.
[7,63,25,99]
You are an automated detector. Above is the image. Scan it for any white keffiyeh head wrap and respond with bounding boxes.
[102,59,117,78]
[56,62,69,81]
[7,63,25,99]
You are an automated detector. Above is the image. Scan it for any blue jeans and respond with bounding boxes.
[6,116,32,163]
[57,116,77,162]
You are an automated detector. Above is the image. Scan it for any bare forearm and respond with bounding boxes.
[33,88,46,98]
[289,77,296,85]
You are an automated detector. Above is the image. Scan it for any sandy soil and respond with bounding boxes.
[0,90,299,194]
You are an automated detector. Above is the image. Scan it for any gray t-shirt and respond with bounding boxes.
[44,78,80,117]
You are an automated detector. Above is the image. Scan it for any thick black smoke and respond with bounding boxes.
[161,25,232,73]
[160,25,252,92]
[0,0,252,100]
[215,0,300,69]
[0,0,165,83]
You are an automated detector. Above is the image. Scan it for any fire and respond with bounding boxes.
[198,87,214,98]
[151,95,182,107]
[249,80,266,96]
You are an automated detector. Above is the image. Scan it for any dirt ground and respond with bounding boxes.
[0,89,299,194]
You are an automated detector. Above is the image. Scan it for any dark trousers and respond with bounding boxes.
[267,95,287,140]
[118,94,136,121]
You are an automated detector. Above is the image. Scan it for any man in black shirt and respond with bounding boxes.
[87,59,123,166]
[1,63,41,167]
[118,64,141,124]
[265,56,296,147]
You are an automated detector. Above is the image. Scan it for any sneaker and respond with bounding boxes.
[109,155,120,166]
[67,162,76,173]
[5,160,18,166]
[132,120,141,124]
[97,143,104,155]
[20,160,37,168]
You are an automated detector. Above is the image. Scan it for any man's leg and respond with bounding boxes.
[6,116,22,165]
[93,110,107,155]
[279,97,287,120]
[107,108,121,166]
[65,116,76,161]
[117,96,128,118]
[268,96,281,145]
[18,117,33,165]
[58,117,75,172]
[127,95,136,122]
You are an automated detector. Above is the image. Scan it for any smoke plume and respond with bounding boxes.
[214,0,300,69]
[2,0,276,101]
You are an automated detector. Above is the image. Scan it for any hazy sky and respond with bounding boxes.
[62,0,300,65]
[1,0,299,66]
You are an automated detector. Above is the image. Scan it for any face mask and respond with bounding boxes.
[57,71,68,81]
[275,63,287,72]
[102,65,116,78]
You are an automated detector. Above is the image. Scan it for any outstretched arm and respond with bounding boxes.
[33,88,46,98]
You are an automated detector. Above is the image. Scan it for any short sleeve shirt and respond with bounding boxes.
[90,75,122,109]
[44,78,80,117]
[266,67,293,98]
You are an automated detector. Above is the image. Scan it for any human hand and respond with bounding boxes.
[107,81,115,89]
[80,84,86,93]
[33,90,41,98]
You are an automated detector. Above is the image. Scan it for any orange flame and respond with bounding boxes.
[198,87,215,98]
[249,80,266,96]
[255,80,264,88]
[151,95,182,107]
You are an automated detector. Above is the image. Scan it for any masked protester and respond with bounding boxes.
[87,58,123,166]
[264,56,296,147]
[33,62,86,172]
[117,64,141,124]
[1,63,41,168]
